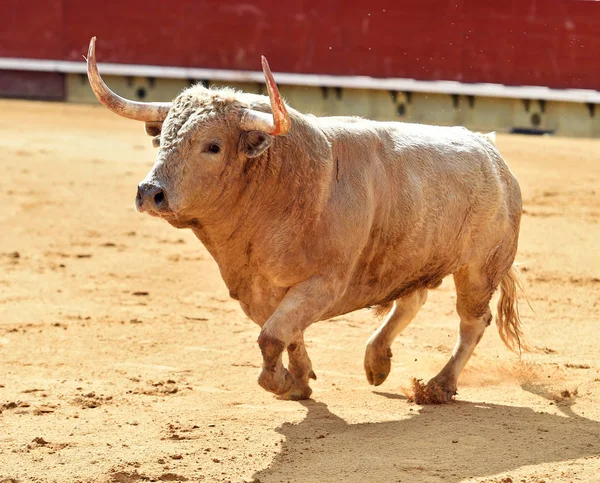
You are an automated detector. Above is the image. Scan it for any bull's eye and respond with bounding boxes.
[208,144,220,154]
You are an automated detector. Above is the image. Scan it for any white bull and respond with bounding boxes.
[87,37,525,403]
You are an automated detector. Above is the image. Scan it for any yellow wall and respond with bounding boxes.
[67,74,600,138]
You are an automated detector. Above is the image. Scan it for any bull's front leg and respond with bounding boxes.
[257,277,337,400]
[286,332,317,400]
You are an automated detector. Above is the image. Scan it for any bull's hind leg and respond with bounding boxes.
[364,288,427,386]
[427,264,496,401]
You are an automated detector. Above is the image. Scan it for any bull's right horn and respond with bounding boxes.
[239,56,291,136]
[86,37,171,122]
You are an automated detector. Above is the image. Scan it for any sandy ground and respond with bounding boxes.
[1,99,599,483]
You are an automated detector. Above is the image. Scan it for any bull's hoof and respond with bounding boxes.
[364,344,393,386]
[283,363,315,400]
[277,383,313,401]
[258,366,295,396]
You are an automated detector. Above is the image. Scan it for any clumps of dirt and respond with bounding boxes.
[70,391,112,409]
[2,251,20,259]
[423,344,452,354]
[33,405,57,415]
[1,400,39,414]
[551,387,579,404]
[401,378,450,405]
[559,388,578,399]
[158,238,186,245]
[157,474,189,482]
[108,470,188,482]
[1,401,22,412]
[3,399,59,415]
[1,251,21,267]
[564,363,591,369]
[480,477,515,483]
[523,381,580,404]
[109,471,144,483]
[24,437,70,451]
[162,422,201,441]
[132,380,180,396]
[545,387,580,406]
[532,273,600,287]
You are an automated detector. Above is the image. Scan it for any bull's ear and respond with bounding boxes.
[239,130,272,158]
[145,121,163,148]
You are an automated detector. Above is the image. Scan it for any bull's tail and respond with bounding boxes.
[496,265,529,353]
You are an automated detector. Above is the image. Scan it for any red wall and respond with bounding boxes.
[2,0,599,90]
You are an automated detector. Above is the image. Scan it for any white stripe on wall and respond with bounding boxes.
[1,56,600,104]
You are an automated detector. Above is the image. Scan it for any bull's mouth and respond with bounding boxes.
[164,215,201,229]
[143,209,172,218]
[142,209,199,229]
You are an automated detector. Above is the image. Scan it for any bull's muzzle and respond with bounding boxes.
[136,182,168,213]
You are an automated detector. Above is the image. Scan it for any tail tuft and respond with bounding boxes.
[496,266,529,353]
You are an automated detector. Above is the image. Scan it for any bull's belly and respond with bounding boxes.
[323,251,459,319]
[234,255,457,325]
[324,272,445,319]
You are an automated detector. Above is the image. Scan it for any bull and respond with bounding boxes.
[87,37,525,403]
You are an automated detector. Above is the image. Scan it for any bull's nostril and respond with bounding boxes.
[154,191,165,206]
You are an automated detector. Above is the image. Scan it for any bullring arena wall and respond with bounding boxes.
[2,0,600,137]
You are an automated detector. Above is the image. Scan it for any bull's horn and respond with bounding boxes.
[240,56,290,136]
[86,37,171,122]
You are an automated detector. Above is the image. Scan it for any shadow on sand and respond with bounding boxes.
[252,387,600,482]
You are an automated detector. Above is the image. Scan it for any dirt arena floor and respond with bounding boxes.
[1,99,599,483]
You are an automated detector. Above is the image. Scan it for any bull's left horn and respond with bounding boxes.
[240,56,291,136]
[86,37,171,122]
